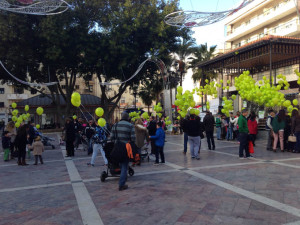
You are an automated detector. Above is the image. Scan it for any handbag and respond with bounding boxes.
[288,135,297,142]
[110,123,128,164]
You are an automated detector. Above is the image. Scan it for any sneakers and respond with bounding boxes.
[196,157,200,160]
[87,163,94,167]
[191,156,195,159]
[153,162,159,166]
[119,185,128,191]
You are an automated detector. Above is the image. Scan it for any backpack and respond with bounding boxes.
[110,123,128,164]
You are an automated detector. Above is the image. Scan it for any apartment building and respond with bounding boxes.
[197,0,300,112]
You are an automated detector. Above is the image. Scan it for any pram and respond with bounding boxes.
[100,141,134,182]
[35,130,55,149]
[140,143,150,162]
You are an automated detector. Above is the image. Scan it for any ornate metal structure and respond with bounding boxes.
[0,0,70,15]
[164,0,253,28]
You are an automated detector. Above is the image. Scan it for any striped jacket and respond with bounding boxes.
[110,120,136,144]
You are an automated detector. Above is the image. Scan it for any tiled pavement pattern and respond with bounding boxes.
[1,134,300,224]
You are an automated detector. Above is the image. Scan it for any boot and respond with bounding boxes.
[22,159,28,166]
[39,155,44,164]
[33,155,38,165]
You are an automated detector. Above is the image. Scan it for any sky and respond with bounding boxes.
[179,0,243,49]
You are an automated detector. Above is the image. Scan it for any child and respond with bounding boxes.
[28,136,44,165]
[150,121,165,165]
[2,131,11,162]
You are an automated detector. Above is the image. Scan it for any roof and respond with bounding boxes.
[17,94,107,107]
[197,35,300,68]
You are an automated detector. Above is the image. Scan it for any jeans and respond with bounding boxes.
[188,136,200,158]
[226,127,233,140]
[155,145,165,163]
[295,132,300,152]
[206,131,215,150]
[91,143,108,165]
[216,127,221,139]
[239,133,250,157]
[184,132,188,153]
[119,160,129,187]
[88,138,93,155]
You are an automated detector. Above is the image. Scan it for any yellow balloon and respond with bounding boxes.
[15,122,20,128]
[293,99,298,106]
[25,105,29,112]
[95,107,104,117]
[98,118,106,127]
[12,116,17,122]
[73,115,77,120]
[36,124,40,129]
[11,102,17,109]
[12,109,18,116]
[71,92,81,101]
[36,107,44,116]
[71,98,81,107]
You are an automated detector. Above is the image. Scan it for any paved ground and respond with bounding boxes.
[1,133,300,225]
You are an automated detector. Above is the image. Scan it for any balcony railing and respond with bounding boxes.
[226,0,294,37]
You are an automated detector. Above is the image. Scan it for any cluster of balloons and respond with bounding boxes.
[196,79,218,99]
[71,92,81,107]
[235,71,288,108]
[153,102,163,118]
[10,103,32,128]
[164,116,172,126]
[295,69,300,84]
[221,96,234,117]
[142,112,150,120]
[129,111,142,122]
[174,86,196,119]
[95,107,106,127]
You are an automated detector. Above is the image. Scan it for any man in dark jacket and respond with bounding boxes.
[203,111,215,150]
[147,116,157,154]
[186,114,201,160]
[65,118,75,157]
[180,116,189,154]
[84,119,96,155]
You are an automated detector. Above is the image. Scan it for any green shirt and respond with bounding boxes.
[216,117,221,127]
[238,115,249,133]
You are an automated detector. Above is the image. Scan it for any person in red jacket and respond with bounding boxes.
[248,112,258,146]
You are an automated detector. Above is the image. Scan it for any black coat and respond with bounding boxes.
[65,122,75,142]
[187,119,202,137]
[147,120,157,136]
[203,114,215,132]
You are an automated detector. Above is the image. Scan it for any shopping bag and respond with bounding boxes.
[248,141,254,154]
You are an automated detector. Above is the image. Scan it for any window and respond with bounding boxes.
[121,98,125,104]
[14,87,24,94]
[75,85,79,90]
[0,88,4,94]
[0,102,4,108]
[61,85,66,89]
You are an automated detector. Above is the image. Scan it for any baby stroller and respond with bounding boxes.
[35,130,55,149]
[140,143,150,162]
[100,141,134,182]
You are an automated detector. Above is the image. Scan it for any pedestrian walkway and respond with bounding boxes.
[1,134,300,224]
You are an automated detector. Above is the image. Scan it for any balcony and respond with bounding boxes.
[226,0,296,42]
[7,94,28,100]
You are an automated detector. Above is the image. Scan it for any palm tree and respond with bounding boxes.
[173,37,196,86]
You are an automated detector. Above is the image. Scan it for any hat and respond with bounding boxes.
[121,112,130,121]
[35,136,41,141]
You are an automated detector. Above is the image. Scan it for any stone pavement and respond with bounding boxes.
[1,133,300,224]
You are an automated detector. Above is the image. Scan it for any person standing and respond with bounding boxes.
[147,116,157,155]
[150,121,165,165]
[226,112,234,141]
[238,109,250,159]
[230,111,240,140]
[65,118,75,157]
[291,109,300,153]
[28,136,44,165]
[187,114,201,160]
[272,109,286,152]
[216,114,222,140]
[180,116,189,154]
[135,119,149,154]
[248,112,258,146]
[4,121,16,160]
[15,125,29,166]
[74,118,83,150]
[84,119,96,155]
[266,110,275,151]
[110,112,136,191]
[2,131,10,162]
[203,111,215,150]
